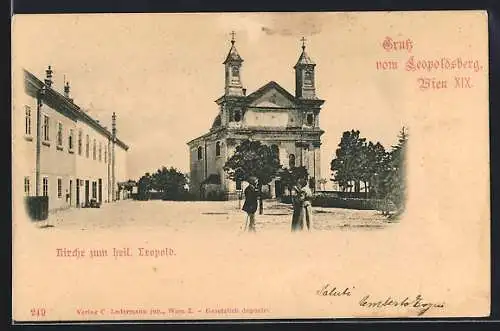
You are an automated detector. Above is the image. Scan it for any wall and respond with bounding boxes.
[38,101,77,211]
[75,121,110,206]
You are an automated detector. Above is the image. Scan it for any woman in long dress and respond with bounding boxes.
[291,179,305,231]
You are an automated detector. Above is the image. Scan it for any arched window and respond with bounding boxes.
[304,70,313,86]
[215,141,221,156]
[289,154,296,168]
[271,144,279,163]
[197,146,203,160]
[234,110,241,122]
[306,113,314,126]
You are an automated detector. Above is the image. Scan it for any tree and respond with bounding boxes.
[362,141,388,198]
[317,178,328,191]
[382,127,408,218]
[279,166,309,195]
[151,166,188,200]
[137,172,152,200]
[330,130,366,192]
[223,139,282,214]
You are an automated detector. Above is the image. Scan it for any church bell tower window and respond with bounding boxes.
[215,141,221,156]
[234,110,241,122]
[306,113,314,126]
[197,146,203,160]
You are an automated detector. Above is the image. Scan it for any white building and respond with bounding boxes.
[13,66,129,213]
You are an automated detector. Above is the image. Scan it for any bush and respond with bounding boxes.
[311,193,394,210]
[312,196,382,210]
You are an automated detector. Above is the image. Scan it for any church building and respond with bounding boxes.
[187,35,325,200]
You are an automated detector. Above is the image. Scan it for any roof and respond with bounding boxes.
[246,81,296,104]
[294,48,315,67]
[223,43,243,64]
[211,113,222,129]
[23,68,129,151]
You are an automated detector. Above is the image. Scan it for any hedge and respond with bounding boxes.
[279,194,394,211]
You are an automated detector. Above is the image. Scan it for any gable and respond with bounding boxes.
[247,81,296,108]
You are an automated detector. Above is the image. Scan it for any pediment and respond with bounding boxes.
[247,81,296,108]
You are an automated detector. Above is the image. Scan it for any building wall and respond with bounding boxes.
[39,101,77,211]
[74,121,110,207]
[15,68,129,213]
[115,144,128,199]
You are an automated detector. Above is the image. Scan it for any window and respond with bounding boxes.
[42,115,50,141]
[306,113,314,126]
[85,135,89,158]
[92,181,97,199]
[57,178,62,198]
[197,146,203,160]
[98,142,102,162]
[234,110,241,122]
[42,177,48,197]
[304,70,313,86]
[24,177,30,196]
[104,145,107,163]
[271,144,280,163]
[78,130,82,155]
[215,141,221,157]
[25,106,31,136]
[236,179,242,190]
[68,129,74,151]
[93,139,96,160]
[231,66,240,82]
[289,154,296,168]
[57,122,63,146]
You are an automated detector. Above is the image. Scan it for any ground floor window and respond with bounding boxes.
[42,177,49,197]
[57,178,62,198]
[92,181,97,200]
[24,176,30,196]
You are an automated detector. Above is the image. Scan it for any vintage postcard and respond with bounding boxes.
[11,11,490,321]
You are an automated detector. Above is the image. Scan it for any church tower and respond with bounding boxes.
[223,31,245,97]
[294,37,316,99]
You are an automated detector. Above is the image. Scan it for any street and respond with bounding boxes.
[43,199,392,233]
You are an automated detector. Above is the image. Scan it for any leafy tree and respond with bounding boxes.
[137,172,152,200]
[223,139,281,214]
[330,130,366,192]
[382,127,408,218]
[279,166,309,195]
[317,178,328,191]
[151,166,188,200]
[363,141,388,198]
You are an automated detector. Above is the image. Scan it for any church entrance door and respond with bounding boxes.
[275,180,284,198]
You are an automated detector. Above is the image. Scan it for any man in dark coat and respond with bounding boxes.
[242,177,259,232]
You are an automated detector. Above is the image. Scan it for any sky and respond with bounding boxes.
[13,12,408,182]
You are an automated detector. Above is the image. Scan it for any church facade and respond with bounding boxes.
[187,36,325,200]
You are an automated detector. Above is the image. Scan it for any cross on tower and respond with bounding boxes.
[230,31,236,44]
[300,37,307,50]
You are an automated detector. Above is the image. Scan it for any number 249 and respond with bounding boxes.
[30,308,46,317]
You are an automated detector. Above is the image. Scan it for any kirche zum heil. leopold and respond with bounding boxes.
[187,35,325,200]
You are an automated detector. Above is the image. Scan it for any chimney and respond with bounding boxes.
[243,88,247,96]
[64,81,71,98]
[44,65,53,88]
[112,112,117,138]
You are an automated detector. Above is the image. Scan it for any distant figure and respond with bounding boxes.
[291,177,313,231]
[242,177,259,232]
[299,177,313,231]
[291,179,304,231]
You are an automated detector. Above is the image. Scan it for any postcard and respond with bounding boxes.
[11,11,490,321]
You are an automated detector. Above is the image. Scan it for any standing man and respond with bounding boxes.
[242,177,259,232]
